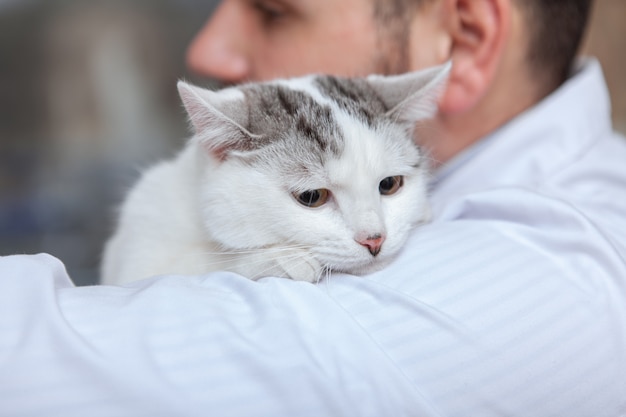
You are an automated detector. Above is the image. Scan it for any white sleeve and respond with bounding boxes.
[0,254,435,417]
[2,189,626,417]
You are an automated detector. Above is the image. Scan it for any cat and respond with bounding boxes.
[101,63,450,285]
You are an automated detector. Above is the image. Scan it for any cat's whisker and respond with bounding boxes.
[191,249,307,270]
[178,244,311,258]
[218,244,312,255]
[247,251,317,280]
[193,246,317,279]
[316,265,330,285]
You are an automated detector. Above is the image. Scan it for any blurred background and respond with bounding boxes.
[1,0,625,286]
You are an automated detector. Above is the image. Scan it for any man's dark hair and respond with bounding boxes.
[372,0,594,88]
[516,0,594,87]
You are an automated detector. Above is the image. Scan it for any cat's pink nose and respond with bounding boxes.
[356,233,386,257]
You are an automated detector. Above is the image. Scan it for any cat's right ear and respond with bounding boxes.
[366,62,451,123]
[177,81,258,160]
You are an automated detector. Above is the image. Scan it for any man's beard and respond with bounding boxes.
[373,23,412,75]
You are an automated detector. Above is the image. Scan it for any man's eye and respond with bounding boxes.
[252,1,286,24]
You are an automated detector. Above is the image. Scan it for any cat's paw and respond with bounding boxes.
[276,252,323,283]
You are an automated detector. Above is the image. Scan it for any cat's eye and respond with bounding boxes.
[379,176,404,196]
[294,189,329,208]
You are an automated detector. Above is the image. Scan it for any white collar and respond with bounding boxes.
[429,58,613,209]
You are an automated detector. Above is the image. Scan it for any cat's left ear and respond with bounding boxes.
[366,61,452,123]
[177,81,259,160]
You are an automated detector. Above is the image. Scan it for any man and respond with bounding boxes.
[1,1,625,416]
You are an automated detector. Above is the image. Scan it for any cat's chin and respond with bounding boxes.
[331,254,396,277]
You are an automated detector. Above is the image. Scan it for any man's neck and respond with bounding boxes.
[423,64,553,166]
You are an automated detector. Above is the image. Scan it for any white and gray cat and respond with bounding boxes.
[101,63,450,285]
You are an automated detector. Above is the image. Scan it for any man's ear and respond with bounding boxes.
[438,0,511,114]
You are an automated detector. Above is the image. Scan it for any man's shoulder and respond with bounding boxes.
[371,183,626,300]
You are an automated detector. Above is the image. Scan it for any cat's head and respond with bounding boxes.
[178,63,450,277]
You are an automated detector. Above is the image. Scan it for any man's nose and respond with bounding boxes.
[186,1,250,84]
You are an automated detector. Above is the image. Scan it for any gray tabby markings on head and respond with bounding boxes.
[314,76,388,127]
[242,84,344,157]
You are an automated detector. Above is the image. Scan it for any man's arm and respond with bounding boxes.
[0,254,434,417]
[2,199,625,417]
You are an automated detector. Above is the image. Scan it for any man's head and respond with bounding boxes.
[186,0,594,163]
[188,0,592,84]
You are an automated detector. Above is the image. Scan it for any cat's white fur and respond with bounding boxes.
[101,63,450,285]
